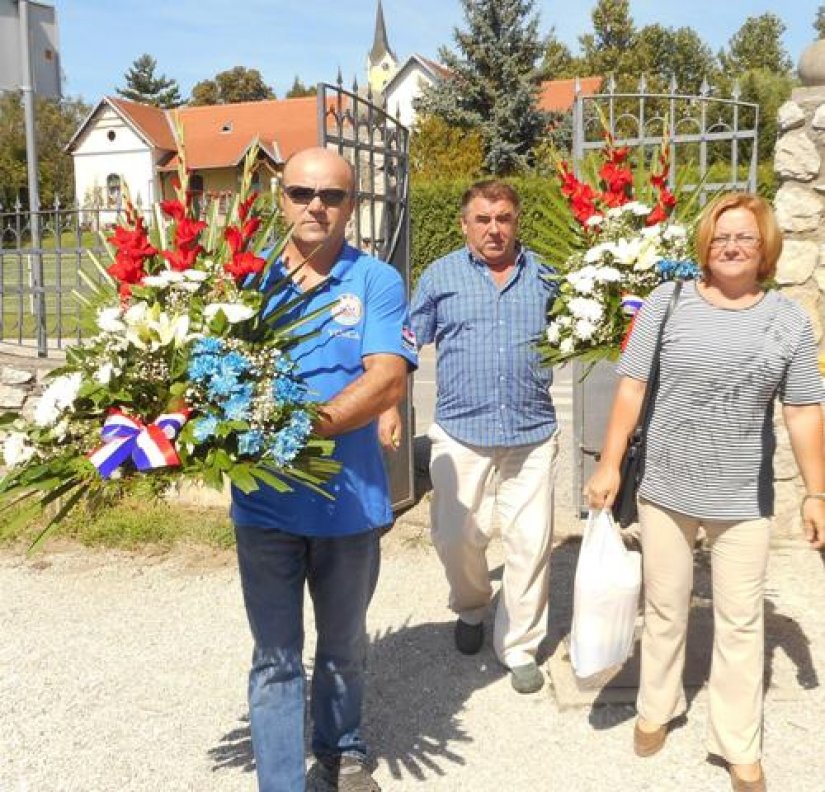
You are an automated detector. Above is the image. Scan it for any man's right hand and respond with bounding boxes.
[584,465,622,510]
[378,407,402,451]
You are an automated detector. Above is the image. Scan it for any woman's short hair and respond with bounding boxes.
[694,192,783,282]
[460,180,521,217]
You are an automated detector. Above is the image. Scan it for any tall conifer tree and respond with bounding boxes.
[117,54,182,108]
[417,0,549,175]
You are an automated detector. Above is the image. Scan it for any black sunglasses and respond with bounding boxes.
[283,185,350,207]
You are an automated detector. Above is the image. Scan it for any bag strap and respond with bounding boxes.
[634,279,683,441]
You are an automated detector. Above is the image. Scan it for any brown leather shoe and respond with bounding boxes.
[633,719,668,757]
[729,764,766,792]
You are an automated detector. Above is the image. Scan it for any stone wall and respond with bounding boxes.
[772,85,825,542]
[0,349,63,422]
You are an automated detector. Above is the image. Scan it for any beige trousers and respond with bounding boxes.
[427,423,559,668]
[636,497,771,764]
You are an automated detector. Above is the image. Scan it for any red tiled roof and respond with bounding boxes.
[537,76,603,113]
[106,95,325,170]
[108,97,176,150]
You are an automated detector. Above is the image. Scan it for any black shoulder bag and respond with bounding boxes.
[612,280,683,528]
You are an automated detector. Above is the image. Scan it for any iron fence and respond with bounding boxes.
[0,200,120,356]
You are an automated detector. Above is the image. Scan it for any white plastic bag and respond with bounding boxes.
[570,509,642,678]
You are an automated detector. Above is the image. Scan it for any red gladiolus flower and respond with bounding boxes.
[225,226,243,255]
[646,204,668,226]
[242,216,261,243]
[175,217,207,249]
[162,245,203,272]
[225,250,266,281]
[238,192,258,222]
[160,200,186,222]
[599,161,633,200]
[107,252,146,286]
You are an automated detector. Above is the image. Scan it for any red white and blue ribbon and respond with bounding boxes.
[620,294,644,317]
[88,408,191,478]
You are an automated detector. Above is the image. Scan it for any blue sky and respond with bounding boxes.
[53,0,822,102]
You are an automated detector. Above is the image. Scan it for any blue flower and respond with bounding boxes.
[272,375,305,406]
[192,337,224,356]
[269,409,313,466]
[656,259,700,280]
[207,371,241,399]
[223,386,254,420]
[275,356,296,375]
[238,430,264,456]
[221,351,251,378]
[188,353,220,383]
[192,414,219,442]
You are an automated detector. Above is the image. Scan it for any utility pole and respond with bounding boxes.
[17,0,47,357]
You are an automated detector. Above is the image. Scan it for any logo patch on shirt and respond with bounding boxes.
[401,325,417,353]
[332,293,363,326]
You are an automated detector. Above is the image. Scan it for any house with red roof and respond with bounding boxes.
[65,95,321,213]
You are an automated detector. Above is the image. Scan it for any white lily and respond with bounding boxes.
[204,303,256,324]
[96,307,125,334]
[33,372,83,427]
[2,431,35,467]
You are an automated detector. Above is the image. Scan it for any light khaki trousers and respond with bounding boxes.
[637,497,771,764]
[427,423,559,668]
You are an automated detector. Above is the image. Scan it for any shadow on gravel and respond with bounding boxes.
[208,714,254,773]
[364,618,506,782]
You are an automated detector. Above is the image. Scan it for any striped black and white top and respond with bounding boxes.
[618,279,824,520]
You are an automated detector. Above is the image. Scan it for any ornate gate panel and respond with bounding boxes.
[317,78,414,511]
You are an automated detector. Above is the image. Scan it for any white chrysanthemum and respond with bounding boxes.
[183,269,209,282]
[33,372,83,427]
[203,303,256,324]
[567,271,595,295]
[94,362,115,385]
[96,307,125,334]
[585,214,605,227]
[573,318,597,341]
[640,224,663,239]
[623,201,652,216]
[593,266,623,282]
[2,431,35,467]
[584,242,614,264]
[141,275,170,288]
[606,206,624,219]
[568,297,603,323]
[172,281,202,293]
[546,322,561,344]
[663,224,687,241]
[557,315,573,329]
[560,338,575,355]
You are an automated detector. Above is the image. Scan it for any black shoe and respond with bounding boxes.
[309,755,381,792]
[510,662,545,694]
[454,618,484,655]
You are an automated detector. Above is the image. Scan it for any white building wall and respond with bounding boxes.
[384,66,434,128]
[71,107,160,212]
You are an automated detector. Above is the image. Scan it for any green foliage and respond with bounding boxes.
[0,92,89,207]
[540,27,577,79]
[816,5,825,39]
[285,76,316,99]
[578,0,637,82]
[117,54,182,109]
[189,67,276,106]
[416,0,549,175]
[720,13,793,75]
[633,25,718,92]
[410,114,484,181]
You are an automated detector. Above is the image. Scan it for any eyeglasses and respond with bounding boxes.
[282,185,350,207]
[709,234,761,250]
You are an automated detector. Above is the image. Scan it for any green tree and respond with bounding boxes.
[540,26,578,79]
[285,76,316,99]
[720,13,793,75]
[116,54,182,108]
[815,5,825,38]
[409,114,484,181]
[634,24,718,92]
[578,0,638,83]
[189,67,275,106]
[416,0,549,175]
[0,92,89,207]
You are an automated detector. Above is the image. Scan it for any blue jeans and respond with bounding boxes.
[234,525,381,792]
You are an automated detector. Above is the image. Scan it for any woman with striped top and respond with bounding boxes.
[586,192,825,792]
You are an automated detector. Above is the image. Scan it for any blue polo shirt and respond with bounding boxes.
[231,243,418,536]
[411,246,557,448]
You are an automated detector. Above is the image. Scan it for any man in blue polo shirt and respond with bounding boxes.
[410,180,558,695]
[231,147,416,792]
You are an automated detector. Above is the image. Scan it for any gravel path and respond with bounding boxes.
[2,499,825,792]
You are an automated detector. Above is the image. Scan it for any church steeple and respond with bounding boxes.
[369,0,396,64]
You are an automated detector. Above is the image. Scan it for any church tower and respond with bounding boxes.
[366,0,398,94]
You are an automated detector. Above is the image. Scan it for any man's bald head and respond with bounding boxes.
[282,147,355,195]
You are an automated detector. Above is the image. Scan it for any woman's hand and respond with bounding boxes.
[584,464,622,511]
[801,496,825,550]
